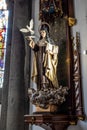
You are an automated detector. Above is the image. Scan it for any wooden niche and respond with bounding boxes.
[24,0,85,130]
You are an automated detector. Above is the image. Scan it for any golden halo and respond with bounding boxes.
[38,22,50,33]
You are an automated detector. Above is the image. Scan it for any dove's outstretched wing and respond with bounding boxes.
[29,19,34,29]
[20,28,29,33]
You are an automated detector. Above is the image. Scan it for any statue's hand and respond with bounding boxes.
[26,36,33,41]
[29,39,35,49]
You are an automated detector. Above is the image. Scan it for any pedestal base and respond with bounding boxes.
[36,105,58,112]
[24,114,77,130]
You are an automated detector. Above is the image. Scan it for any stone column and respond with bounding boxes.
[0,88,2,103]
[0,2,14,130]
[6,1,31,130]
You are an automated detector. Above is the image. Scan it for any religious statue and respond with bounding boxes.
[28,22,59,90]
[20,20,68,110]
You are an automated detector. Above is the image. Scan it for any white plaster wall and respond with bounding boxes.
[32,0,87,130]
[31,0,44,130]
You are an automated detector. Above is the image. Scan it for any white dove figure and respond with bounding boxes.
[20,19,34,35]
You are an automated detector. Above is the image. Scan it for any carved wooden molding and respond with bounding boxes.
[73,32,85,120]
[24,114,77,130]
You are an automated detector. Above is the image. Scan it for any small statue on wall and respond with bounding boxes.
[20,20,68,110]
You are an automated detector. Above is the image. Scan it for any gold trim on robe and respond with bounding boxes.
[31,42,59,88]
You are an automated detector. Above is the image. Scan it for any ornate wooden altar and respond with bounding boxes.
[24,0,85,130]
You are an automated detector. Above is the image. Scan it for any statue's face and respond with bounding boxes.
[40,30,46,38]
